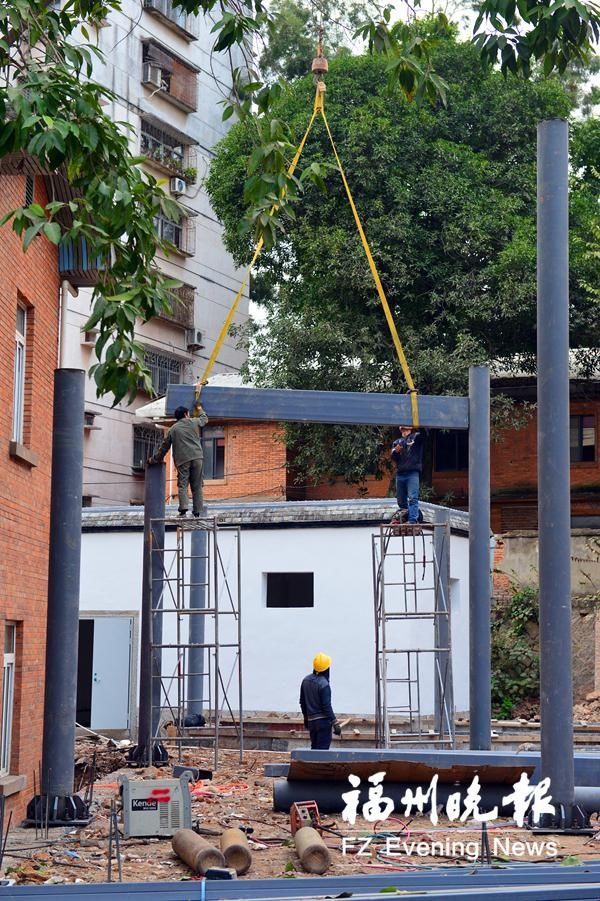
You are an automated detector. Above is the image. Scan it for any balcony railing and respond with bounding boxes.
[143,0,199,40]
[59,238,101,287]
[158,284,195,329]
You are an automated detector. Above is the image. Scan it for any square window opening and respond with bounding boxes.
[266,572,314,608]
[570,414,596,463]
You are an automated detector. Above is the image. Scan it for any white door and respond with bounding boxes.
[90,617,132,730]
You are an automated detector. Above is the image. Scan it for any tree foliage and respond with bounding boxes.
[207,37,600,483]
[0,0,598,404]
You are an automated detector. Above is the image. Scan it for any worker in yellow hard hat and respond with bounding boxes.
[299,653,342,750]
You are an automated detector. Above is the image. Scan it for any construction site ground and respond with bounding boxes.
[5,741,600,887]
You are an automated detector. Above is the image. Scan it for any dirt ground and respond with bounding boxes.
[5,741,600,886]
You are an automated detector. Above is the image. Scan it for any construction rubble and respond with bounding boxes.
[4,739,600,887]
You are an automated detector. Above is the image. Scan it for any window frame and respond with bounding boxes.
[433,430,468,473]
[1,624,17,777]
[570,413,596,465]
[202,427,225,480]
[12,304,27,444]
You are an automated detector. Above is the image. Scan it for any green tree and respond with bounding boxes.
[0,0,598,403]
[207,37,600,484]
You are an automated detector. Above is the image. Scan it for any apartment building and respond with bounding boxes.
[60,0,249,506]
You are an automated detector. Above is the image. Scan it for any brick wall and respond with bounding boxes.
[0,176,60,820]
[433,400,600,530]
[165,421,288,503]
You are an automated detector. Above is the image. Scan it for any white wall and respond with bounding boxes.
[80,525,470,718]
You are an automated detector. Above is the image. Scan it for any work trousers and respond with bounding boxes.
[396,470,420,524]
[177,458,204,514]
[309,720,332,750]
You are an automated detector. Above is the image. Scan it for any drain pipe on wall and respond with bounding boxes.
[58,279,77,368]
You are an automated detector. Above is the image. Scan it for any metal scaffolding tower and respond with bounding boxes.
[373,521,455,748]
[148,516,243,769]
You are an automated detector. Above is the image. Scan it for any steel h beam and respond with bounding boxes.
[166,385,469,429]
[26,369,89,825]
[468,365,491,750]
[131,462,167,765]
[537,119,575,823]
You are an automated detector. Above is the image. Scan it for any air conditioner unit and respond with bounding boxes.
[170,177,186,195]
[186,329,204,352]
[120,775,192,838]
[142,62,163,89]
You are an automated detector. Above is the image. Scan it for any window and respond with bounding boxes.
[434,430,468,472]
[142,43,198,112]
[202,427,225,479]
[570,415,596,463]
[142,349,183,396]
[154,214,196,256]
[140,120,191,174]
[12,305,27,444]
[133,425,164,470]
[25,175,34,206]
[266,573,314,608]
[1,624,16,776]
[143,0,199,39]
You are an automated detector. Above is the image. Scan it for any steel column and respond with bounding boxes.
[537,119,575,818]
[133,462,165,764]
[434,508,453,740]
[187,528,207,717]
[468,365,491,750]
[24,370,90,824]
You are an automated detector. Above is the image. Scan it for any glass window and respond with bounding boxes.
[570,415,596,463]
[434,430,468,472]
[1,624,16,776]
[202,427,225,479]
[12,305,27,444]
[132,425,164,470]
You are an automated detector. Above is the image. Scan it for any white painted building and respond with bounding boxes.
[77,500,470,735]
[61,1,249,505]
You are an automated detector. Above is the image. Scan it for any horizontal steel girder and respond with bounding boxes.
[166,385,469,429]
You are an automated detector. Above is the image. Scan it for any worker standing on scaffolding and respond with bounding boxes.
[149,405,208,516]
[300,653,342,750]
[391,426,424,524]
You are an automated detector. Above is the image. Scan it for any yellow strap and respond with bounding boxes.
[196,103,320,398]
[319,106,419,428]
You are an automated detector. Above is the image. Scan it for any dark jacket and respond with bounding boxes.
[391,430,424,474]
[153,410,208,467]
[299,671,336,724]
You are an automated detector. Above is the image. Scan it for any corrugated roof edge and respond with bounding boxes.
[82,499,469,533]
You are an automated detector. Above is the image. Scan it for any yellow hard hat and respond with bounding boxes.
[313,652,332,673]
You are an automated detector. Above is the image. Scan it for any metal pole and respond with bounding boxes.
[35,370,88,822]
[434,510,453,741]
[468,365,491,750]
[134,462,165,764]
[187,528,207,717]
[537,119,575,819]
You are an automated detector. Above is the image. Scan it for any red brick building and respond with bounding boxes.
[0,175,60,820]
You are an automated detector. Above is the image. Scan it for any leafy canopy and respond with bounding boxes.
[0,0,598,403]
[207,35,600,483]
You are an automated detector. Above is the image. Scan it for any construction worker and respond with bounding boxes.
[391,425,424,524]
[149,405,208,516]
[300,653,342,750]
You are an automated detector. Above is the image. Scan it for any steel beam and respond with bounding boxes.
[468,365,491,750]
[434,507,453,740]
[187,528,207,718]
[537,118,575,823]
[166,385,469,429]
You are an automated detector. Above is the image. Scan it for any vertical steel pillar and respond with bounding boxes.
[468,365,491,750]
[434,508,453,739]
[187,528,207,718]
[133,462,166,764]
[27,370,89,824]
[537,119,575,819]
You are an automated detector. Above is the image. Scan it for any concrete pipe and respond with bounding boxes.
[294,826,331,875]
[172,828,226,875]
[221,828,252,875]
